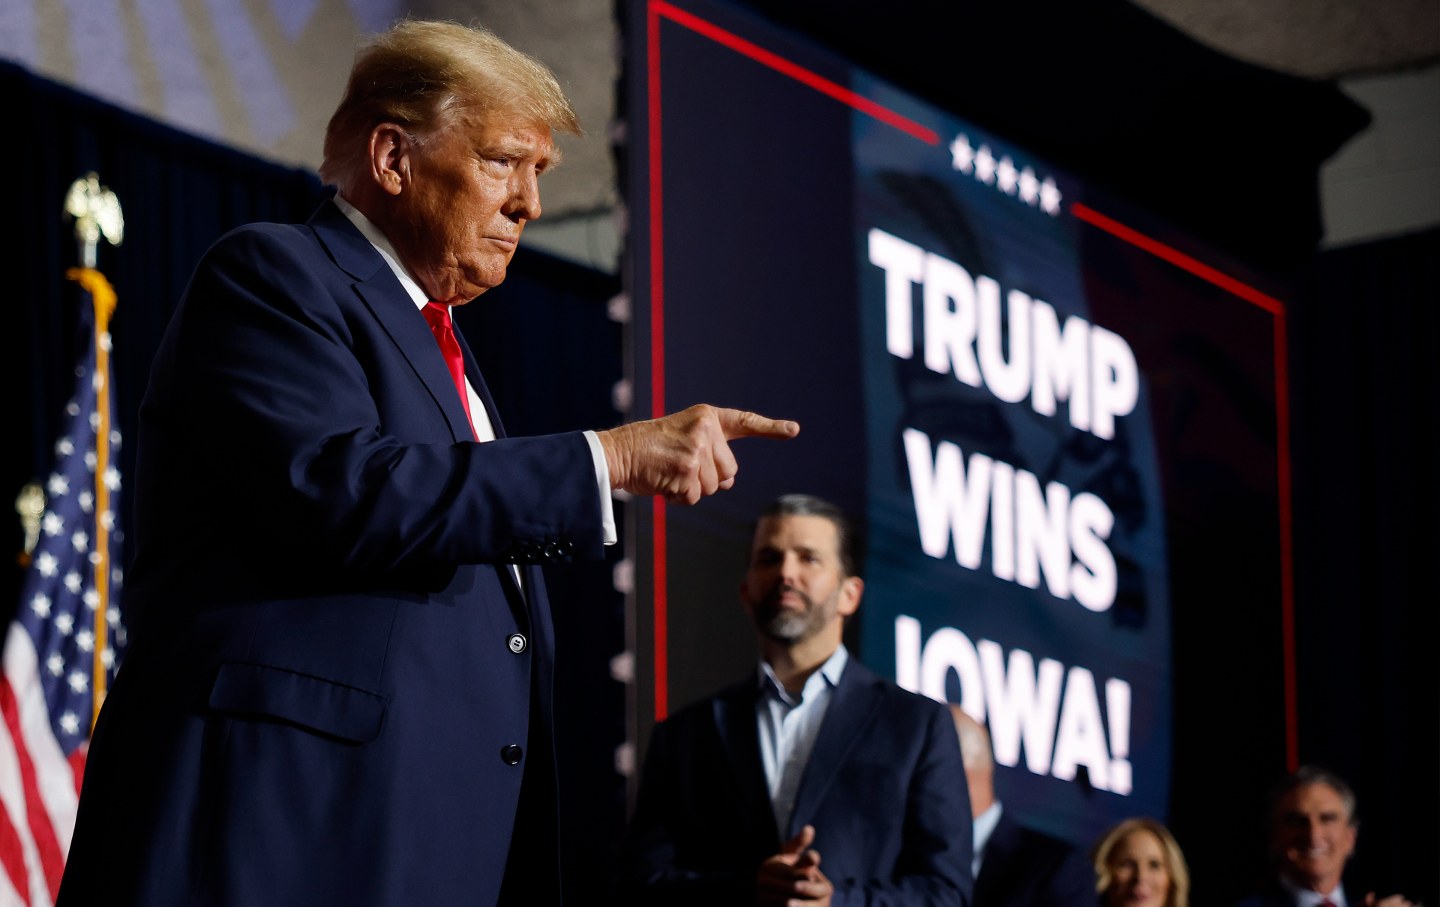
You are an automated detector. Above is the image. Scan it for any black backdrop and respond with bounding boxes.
[8,0,1439,898]
[625,0,1437,902]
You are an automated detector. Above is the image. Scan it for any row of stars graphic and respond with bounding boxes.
[950,134,1062,216]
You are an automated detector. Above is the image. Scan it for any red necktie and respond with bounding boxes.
[422,302,477,439]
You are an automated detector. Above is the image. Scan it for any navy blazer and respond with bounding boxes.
[57,201,604,906]
[622,658,974,906]
[1232,886,1297,907]
[1232,879,1355,907]
[974,811,1094,907]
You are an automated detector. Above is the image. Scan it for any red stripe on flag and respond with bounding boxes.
[67,750,85,797]
[0,789,31,907]
[0,676,64,903]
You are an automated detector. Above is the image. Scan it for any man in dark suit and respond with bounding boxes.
[56,20,796,907]
[1233,767,1414,907]
[950,707,1093,907]
[622,494,972,906]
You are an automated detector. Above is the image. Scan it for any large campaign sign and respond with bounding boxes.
[626,0,1292,849]
[854,78,1174,838]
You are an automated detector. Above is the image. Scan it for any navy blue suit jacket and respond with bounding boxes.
[622,659,973,906]
[1232,886,1297,907]
[974,811,1094,907]
[1232,879,1356,907]
[57,201,604,906]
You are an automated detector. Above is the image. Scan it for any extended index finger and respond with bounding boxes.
[718,408,801,441]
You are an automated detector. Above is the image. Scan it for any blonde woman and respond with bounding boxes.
[1093,818,1191,907]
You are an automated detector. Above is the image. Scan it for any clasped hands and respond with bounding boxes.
[598,404,800,504]
[756,825,832,907]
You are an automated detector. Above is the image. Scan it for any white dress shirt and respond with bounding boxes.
[1281,875,1348,907]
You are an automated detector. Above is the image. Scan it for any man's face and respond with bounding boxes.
[387,115,554,304]
[741,514,859,646]
[1272,782,1357,892]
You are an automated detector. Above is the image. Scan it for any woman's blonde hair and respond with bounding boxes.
[319,20,581,191]
[1092,817,1190,907]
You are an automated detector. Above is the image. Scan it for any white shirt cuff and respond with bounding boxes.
[583,430,618,546]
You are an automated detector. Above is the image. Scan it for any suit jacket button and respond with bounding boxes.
[507,633,527,654]
[501,744,523,765]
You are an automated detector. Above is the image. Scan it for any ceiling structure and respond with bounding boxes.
[5,0,1436,268]
[1132,0,1438,78]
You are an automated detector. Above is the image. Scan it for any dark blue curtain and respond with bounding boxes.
[1290,227,1439,905]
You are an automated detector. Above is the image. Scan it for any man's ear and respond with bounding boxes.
[368,123,413,197]
[837,576,863,618]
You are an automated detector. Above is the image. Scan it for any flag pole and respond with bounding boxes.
[63,172,124,730]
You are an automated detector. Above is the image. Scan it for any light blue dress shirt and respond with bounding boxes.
[756,645,849,839]
[972,800,1003,878]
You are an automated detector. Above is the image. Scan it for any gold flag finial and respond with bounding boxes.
[64,172,125,269]
[14,482,44,568]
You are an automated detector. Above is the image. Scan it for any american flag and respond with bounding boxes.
[1,269,127,907]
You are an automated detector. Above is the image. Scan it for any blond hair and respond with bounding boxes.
[319,20,581,191]
[1092,818,1191,907]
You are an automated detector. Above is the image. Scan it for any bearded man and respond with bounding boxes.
[621,494,973,907]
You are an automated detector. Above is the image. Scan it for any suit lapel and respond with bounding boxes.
[786,659,883,838]
[309,200,479,445]
[714,683,782,852]
[975,811,1020,898]
[308,200,525,603]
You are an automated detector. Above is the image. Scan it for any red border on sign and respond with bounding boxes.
[644,1,1295,771]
